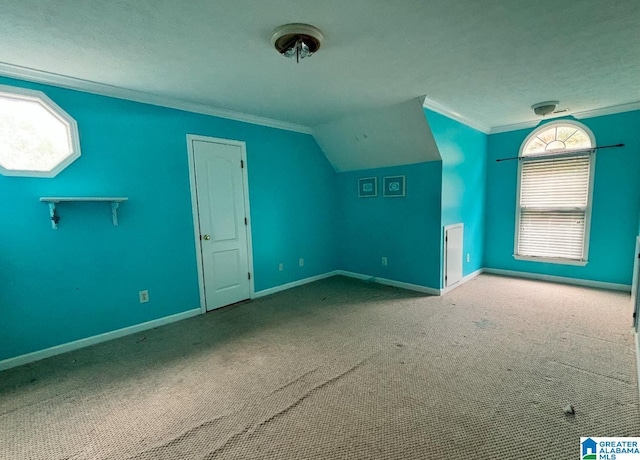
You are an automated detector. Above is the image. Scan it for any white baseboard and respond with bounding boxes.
[0,308,202,372]
[483,268,632,292]
[253,271,340,298]
[440,268,484,295]
[336,270,440,295]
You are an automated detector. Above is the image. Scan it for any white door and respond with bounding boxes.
[190,137,252,311]
[444,224,463,288]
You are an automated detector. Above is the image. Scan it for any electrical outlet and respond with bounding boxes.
[139,290,149,303]
[466,253,470,263]
[382,256,388,266]
[299,258,304,267]
[278,263,284,271]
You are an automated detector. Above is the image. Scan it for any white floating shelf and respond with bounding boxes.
[40,197,128,230]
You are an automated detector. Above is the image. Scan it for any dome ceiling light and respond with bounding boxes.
[271,23,323,63]
[531,100,560,117]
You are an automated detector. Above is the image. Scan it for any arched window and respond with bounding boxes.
[515,120,595,265]
[0,85,81,178]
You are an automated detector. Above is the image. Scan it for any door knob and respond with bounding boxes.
[202,234,211,240]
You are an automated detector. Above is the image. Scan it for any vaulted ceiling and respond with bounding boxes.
[0,0,638,133]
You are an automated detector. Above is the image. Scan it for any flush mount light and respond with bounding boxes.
[531,100,560,117]
[271,23,323,63]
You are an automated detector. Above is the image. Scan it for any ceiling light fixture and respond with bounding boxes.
[271,23,323,63]
[531,100,559,117]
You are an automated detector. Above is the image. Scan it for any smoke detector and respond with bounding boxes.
[531,101,559,117]
[271,23,323,63]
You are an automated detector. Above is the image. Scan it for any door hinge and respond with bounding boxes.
[244,217,248,225]
[241,160,244,168]
[248,272,251,280]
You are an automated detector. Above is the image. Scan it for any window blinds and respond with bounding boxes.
[517,155,591,260]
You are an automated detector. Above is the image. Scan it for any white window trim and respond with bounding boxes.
[513,254,588,266]
[0,84,81,178]
[513,120,596,266]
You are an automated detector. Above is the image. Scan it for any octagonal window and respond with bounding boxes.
[0,85,81,178]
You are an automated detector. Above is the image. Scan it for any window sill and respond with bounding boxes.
[513,255,588,266]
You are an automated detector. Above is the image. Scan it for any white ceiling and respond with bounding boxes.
[0,0,638,132]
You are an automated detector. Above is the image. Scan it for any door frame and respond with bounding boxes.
[186,134,255,313]
[443,223,464,289]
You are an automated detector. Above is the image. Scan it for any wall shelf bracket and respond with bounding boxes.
[111,201,121,226]
[47,202,60,230]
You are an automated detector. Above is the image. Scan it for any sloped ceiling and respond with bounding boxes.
[314,97,440,172]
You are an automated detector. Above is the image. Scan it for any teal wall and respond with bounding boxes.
[425,109,488,283]
[484,111,640,285]
[0,76,337,361]
[248,130,337,290]
[336,162,442,289]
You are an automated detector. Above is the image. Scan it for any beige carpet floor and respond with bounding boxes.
[1,274,639,459]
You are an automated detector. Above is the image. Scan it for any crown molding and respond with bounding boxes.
[422,95,490,134]
[489,118,550,135]
[0,61,313,135]
[490,101,640,134]
[572,100,640,121]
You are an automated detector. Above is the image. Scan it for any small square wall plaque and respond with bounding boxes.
[358,177,378,197]
[383,175,406,197]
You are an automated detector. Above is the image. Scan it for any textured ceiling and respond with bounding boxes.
[0,0,638,131]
